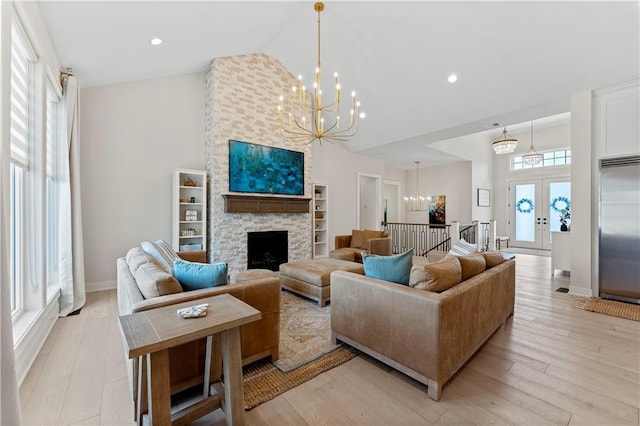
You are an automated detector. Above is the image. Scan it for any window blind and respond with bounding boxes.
[10,23,34,168]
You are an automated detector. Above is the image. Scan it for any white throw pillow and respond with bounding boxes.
[141,240,179,273]
[448,238,477,256]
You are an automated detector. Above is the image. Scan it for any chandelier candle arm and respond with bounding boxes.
[277,2,363,145]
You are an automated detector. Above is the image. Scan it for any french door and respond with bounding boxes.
[509,177,571,250]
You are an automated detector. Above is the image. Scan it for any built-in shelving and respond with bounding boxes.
[313,184,329,258]
[172,169,207,253]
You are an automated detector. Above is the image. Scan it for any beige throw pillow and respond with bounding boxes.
[134,261,183,299]
[482,251,505,268]
[411,256,462,292]
[458,253,486,281]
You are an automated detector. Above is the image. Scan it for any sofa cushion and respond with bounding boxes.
[362,249,413,285]
[482,251,505,268]
[126,247,152,277]
[172,258,228,291]
[350,229,364,248]
[458,253,487,281]
[448,238,477,256]
[134,261,183,299]
[410,256,462,292]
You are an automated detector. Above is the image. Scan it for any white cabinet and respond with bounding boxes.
[172,169,207,253]
[313,184,328,258]
[551,231,570,275]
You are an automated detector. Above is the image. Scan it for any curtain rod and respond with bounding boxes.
[60,66,73,82]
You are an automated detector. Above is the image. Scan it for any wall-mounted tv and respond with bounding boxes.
[229,140,304,196]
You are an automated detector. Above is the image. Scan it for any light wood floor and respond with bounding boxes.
[20,254,639,425]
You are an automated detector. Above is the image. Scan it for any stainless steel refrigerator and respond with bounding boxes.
[599,155,640,304]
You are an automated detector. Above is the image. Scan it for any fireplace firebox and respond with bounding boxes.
[247,231,288,271]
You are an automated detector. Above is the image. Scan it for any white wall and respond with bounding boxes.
[80,73,206,289]
[403,162,473,225]
[430,132,495,222]
[312,142,384,250]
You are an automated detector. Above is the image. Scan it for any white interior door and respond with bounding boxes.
[509,177,570,249]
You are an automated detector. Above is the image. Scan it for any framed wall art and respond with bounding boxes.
[477,188,490,207]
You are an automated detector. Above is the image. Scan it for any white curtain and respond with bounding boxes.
[1,86,21,426]
[58,75,86,316]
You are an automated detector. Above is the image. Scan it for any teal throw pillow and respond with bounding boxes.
[172,258,228,291]
[362,249,414,285]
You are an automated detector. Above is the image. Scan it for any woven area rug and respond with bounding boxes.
[242,290,359,410]
[574,297,640,321]
[274,290,338,371]
[243,345,359,409]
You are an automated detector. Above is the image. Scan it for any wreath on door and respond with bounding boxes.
[516,198,534,214]
[550,196,570,213]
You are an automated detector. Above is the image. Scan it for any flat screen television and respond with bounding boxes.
[228,140,304,196]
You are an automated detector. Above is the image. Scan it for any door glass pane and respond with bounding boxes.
[549,181,571,232]
[515,184,536,242]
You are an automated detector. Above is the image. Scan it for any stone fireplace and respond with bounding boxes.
[205,53,312,279]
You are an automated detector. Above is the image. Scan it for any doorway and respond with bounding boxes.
[357,173,382,230]
[383,180,401,224]
[509,177,571,249]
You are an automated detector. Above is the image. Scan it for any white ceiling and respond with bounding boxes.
[37,1,639,169]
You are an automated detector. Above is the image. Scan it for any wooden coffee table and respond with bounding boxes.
[118,294,260,426]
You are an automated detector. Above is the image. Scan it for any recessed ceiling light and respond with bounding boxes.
[150,38,163,46]
[447,74,458,83]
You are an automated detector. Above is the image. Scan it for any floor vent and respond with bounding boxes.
[555,287,570,293]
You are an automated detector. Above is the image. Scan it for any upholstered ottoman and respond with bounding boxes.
[235,268,277,282]
[279,258,365,306]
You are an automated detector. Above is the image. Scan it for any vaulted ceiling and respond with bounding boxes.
[38,1,639,168]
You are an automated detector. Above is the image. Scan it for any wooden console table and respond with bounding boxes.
[118,294,261,425]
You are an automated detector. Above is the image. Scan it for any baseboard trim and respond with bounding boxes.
[568,286,593,297]
[86,280,116,293]
[14,296,59,386]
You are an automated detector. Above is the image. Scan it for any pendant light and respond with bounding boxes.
[522,121,543,166]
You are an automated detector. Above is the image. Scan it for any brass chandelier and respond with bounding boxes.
[278,2,364,145]
[404,161,430,212]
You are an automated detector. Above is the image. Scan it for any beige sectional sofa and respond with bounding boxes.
[117,244,280,410]
[330,252,515,401]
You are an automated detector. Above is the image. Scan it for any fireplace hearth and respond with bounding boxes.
[247,231,288,271]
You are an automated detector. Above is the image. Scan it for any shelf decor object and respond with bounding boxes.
[277,2,364,145]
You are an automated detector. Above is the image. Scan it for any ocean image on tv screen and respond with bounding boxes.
[229,140,304,196]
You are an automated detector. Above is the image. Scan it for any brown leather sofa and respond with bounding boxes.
[117,246,280,411]
[330,255,515,401]
[329,229,392,262]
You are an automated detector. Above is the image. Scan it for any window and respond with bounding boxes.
[9,18,36,316]
[512,148,571,170]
